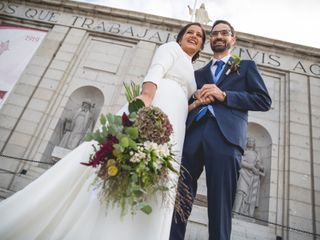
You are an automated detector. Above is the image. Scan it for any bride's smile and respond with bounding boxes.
[179,25,204,57]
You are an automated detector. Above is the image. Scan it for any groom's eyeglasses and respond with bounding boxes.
[210,30,232,37]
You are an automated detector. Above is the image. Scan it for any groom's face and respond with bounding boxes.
[210,23,236,53]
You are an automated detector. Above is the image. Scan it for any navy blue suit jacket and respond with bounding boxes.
[187,59,272,152]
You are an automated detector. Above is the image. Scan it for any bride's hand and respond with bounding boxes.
[202,96,215,104]
[188,98,205,112]
[137,82,157,107]
[136,95,152,107]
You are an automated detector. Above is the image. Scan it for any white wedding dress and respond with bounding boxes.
[0,41,196,240]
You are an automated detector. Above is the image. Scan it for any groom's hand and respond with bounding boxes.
[198,84,215,103]
[199,84,225,102]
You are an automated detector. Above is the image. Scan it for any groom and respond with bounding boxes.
[170,20,272,240]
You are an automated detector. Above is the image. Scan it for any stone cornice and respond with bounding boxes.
[3,0,320,60]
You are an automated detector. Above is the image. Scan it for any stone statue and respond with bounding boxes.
[59,100,94,150]
[233,137,265,217]
[188,3,211,25]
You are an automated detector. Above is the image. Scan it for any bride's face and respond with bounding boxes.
[179,25,204,57]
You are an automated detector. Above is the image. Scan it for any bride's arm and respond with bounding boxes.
[136,81,157,107]
[188,99,202,112]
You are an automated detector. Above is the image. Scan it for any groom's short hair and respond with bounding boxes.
[211,20,235,36]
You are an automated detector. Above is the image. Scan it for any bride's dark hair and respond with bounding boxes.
[176,22,206,62]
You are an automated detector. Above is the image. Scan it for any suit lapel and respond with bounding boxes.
[203,60,213,84]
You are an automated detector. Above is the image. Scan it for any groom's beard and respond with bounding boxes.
[210,39,231,53]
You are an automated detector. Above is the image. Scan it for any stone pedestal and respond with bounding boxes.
[185,205,276,240]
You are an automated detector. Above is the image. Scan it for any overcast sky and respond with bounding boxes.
[75,0,320,49]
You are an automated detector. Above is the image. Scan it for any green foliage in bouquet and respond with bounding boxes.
[124,81,145,113]
[82,81,177,216]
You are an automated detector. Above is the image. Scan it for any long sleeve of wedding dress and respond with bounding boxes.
[0,41,196,240]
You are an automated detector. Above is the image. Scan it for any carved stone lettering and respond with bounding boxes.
[0,2,319,77]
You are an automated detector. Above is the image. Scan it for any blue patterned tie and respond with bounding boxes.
[195,106,208,121]
[214,60,224,77]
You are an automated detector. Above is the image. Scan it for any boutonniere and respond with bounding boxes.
[225,54,241,76]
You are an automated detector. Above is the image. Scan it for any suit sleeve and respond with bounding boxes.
[225,61,272,111]
[143,42,177,86]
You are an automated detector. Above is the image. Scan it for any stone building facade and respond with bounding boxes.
[0,1,319,239]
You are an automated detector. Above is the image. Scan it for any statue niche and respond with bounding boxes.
[58,100,95,150]
[233,137,265,219]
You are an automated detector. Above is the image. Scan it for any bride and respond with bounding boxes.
[0,22,205,240]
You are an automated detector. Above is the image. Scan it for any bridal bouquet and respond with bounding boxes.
[81,82,178,216]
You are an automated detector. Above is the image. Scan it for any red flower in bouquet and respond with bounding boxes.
[81,135,118,167]
[122,112,133,127]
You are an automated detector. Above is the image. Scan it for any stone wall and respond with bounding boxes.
[0,1,319,239]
